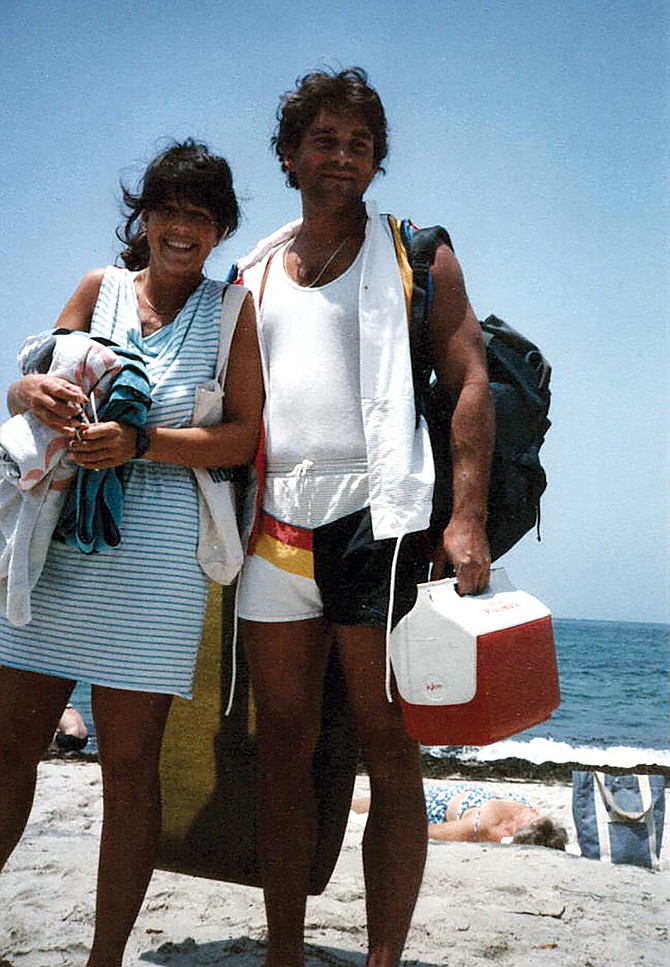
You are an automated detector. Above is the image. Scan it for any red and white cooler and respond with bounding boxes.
[389,568,560,746]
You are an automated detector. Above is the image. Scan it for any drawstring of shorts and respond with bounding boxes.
[384,532,405,703]
[224,577,242,717]
[288,458,315,477]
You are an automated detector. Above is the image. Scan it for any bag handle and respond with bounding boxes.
[594,772,657,822]
[425,575,462,600]
[215,284,248,386]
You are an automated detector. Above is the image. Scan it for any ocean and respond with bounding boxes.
[70,618,669,768]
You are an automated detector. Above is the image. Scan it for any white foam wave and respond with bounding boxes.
[425,736,670,769]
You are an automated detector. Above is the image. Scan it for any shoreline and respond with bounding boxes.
[418,752,670,783]
[44,748,670,784]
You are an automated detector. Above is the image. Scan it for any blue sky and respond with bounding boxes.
[1,0,667,622]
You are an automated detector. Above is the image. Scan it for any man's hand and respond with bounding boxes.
[432,516,491,595]
[68,422,138,470]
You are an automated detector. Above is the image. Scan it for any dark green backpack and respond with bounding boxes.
[401,220,552,562]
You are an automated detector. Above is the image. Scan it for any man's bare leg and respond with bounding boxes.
[243,618,331,967]
[336,626,427,967]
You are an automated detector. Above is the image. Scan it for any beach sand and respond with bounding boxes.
[0,760,668,966]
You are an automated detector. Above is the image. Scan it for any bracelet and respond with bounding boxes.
[134,426,151,460]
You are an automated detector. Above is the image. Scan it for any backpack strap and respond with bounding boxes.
[398,219,454,425]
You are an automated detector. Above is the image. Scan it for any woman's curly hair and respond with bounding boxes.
[512,816,569,851]
[272,67,389,189]
[116,139,240,270]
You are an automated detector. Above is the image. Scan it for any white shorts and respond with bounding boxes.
[237,552,324,622]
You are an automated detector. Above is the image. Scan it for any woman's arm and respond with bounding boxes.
[6,269,104,430]
[70,294,264,471]
[426,817,477,842]
[53,268,105,332]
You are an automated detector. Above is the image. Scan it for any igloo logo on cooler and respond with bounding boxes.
[481,601,520,615]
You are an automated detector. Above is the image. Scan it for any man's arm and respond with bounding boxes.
[427,243,495,594]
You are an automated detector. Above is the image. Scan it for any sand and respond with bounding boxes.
[0,760,668,966]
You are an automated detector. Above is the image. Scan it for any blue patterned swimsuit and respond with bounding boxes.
[424,783,533,824]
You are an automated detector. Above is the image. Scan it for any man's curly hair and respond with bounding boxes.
[271,67,389,189]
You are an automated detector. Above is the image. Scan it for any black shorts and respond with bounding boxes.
[315,508,429,626]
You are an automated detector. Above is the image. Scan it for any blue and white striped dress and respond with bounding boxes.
[0,266,225,697]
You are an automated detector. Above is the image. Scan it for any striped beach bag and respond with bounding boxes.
[572,771,666,870]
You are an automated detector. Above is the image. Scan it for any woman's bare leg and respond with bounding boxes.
[86,685,172,967]
[0,666,75,868]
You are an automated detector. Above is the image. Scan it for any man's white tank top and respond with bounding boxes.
[259,242,370,528]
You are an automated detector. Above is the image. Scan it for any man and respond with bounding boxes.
[234,67,494,967]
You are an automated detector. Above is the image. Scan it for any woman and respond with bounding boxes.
[0,140,263,965]
[352,782,568,849]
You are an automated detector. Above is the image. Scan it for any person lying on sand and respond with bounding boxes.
[352,782,568,849]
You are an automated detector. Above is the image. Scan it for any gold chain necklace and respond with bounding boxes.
[141,291,171,315]
[137,271,202,316]
[290,234,353,288]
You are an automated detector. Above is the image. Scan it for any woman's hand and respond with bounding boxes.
[68,422,138,470]
[8,374,88,431]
